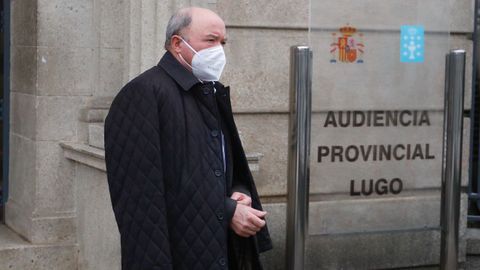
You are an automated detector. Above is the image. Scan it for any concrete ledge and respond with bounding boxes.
[60,141,263,173]
[60,142,106,172]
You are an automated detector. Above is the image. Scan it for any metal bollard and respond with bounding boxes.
[286,46,312,270]
[440,49,466,270]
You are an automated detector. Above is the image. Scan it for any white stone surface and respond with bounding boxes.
[99,0,125,48]
[61,142,106,171]
[305,229,442,269]
[0,225,77,270]
[75,164,120,270]
[217,0,308,28]
[97,48,124,97]
[222,33,471,113]
[34,141,76,216]
[222,28,307,113]
[11,46,37,95]
[30,215,77,244]
[123,0,174,83]
[36,96,87,141]
[310,0,473,33]
[308,193,441,235]
[310,34,465,111]
[234,114,289,196]
[0,224,31,248]
[11,0,37,46]
[5,200,33,244]
[260,200,467,270]
[88,123,105,149]
[11,92,37,140]
[5,134,35,239]
[37,47,95,96]
[217,0,474,33]
[84,109,108,123]
[37,0,96,48]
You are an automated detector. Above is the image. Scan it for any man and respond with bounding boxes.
[104,7,272,270]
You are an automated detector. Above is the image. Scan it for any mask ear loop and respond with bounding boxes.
[176,36,204,83]
[178,36,198,54]
[178,53,194,70]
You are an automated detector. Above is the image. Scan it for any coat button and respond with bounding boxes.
[214,170,222,177]
[219,257,226,266]
[216,210,224,220]
[202,87,210,95]
[211,130,219,137]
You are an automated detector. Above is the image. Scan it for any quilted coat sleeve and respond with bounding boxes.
[104,81,173,269]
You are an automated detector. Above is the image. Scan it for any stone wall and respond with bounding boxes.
[9,0,91,256]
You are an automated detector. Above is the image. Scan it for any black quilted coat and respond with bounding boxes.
[104,51,272,270]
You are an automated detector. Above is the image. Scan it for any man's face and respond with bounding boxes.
[171,9,227,70]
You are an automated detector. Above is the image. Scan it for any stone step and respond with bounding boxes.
[0,224,77,269]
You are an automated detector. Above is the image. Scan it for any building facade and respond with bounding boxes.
[0,0,477,269]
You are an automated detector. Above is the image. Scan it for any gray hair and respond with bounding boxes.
[164,9,192,50]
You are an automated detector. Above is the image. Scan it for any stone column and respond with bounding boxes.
[8,0,96,246]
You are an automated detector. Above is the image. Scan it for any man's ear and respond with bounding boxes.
[171,35,183,53]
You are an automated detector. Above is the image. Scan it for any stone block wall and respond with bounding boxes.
[9,0,91,246]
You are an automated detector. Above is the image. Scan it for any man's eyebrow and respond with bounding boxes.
[205,34,220,39]
[205,33,227,39]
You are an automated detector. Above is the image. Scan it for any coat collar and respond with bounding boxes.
[158,51,201,91]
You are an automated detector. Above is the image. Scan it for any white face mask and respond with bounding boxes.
[179,37,226,82]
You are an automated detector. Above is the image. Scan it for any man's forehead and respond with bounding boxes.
[189,10,225,34]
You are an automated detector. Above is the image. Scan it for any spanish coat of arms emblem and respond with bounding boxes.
[330,25,365,63]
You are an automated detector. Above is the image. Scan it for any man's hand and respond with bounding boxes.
[230,204,267,238]
[231,192,252,207]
